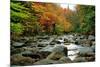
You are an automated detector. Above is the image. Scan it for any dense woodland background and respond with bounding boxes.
[11,0,95,39]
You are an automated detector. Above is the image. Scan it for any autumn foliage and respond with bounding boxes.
[11,1,95,37]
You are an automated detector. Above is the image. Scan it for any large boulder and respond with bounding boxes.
[53,45,68,56]
[73,57,87,62]
[11,54,35,66]
[46,45,68,60]
[46,51,65,60]
[59,56,72,63]
[34,59,63,65]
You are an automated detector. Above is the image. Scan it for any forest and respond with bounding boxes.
[11,0,95,66]
[11,1,95,38]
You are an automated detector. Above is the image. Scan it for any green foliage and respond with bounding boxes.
[11,10,30,22]
[11,23,24,34]
[11,2,30,23]
[55,24,64,35]
[76,5,95,34]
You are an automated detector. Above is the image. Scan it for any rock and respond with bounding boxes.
[50,42,56,45]
[91,45,95,52]
[78,47,94,55]
[37,40,50,47]
[34,59,63,65]
[56,41,62,44]
[21,51,41,59]
[37,51,51,59]
[11,48,25,55]
[86,52,95,56]
[39,45,55,52]
[53,45,68,56]
[85,57,95,61]
[37,35,50,40]
[11,54,35,66]
[64,35,75,43]
[24,42,37,47]
[12,42,25,48]
[78,39,92,47]
[46,45,68,60]
[22,47,39,52]
[80,52,95,57]
[25,38,35,43]
[46,51,65,60]
[21,51,33,55]
[80,35,85,39]
[59,56,72,63]
[88,35,95,41]
[19,37,30,42]
[73,57,87,62]
[37,44,47,47]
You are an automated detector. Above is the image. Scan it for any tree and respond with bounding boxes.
[76,5,95,34]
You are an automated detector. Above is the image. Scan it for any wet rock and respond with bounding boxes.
[21,51,42,59]
[25,38,35,43]
[37,35,50,40]
[92,41,95,46]
[19,37,30,42]
[88,52,95,56]
[78,47,94,55]
[64,35,75,43]
[80,35,85,39]
[34,59,63,65]
[39,45,54,52]
[12,42,25,48]
[11,48,25,55]
[85,56,95,61]
[53,45,68,56]
[37,44,47,47]
[46,45,68,60]
[22,47,39,52]
[50,42,56,45]
[91,45,95,52]
[38,51,51,59]
[21,51,33,55]
[37,40,50,47]
[88,35,95,41]
[78,39,92,47]
[79,52,95,57]
[59,56,72,63]
[56,41,62,44]
[73,57,87,62]
[24,42,36,47]
[11,54,35,66]
[46,51,65,60]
